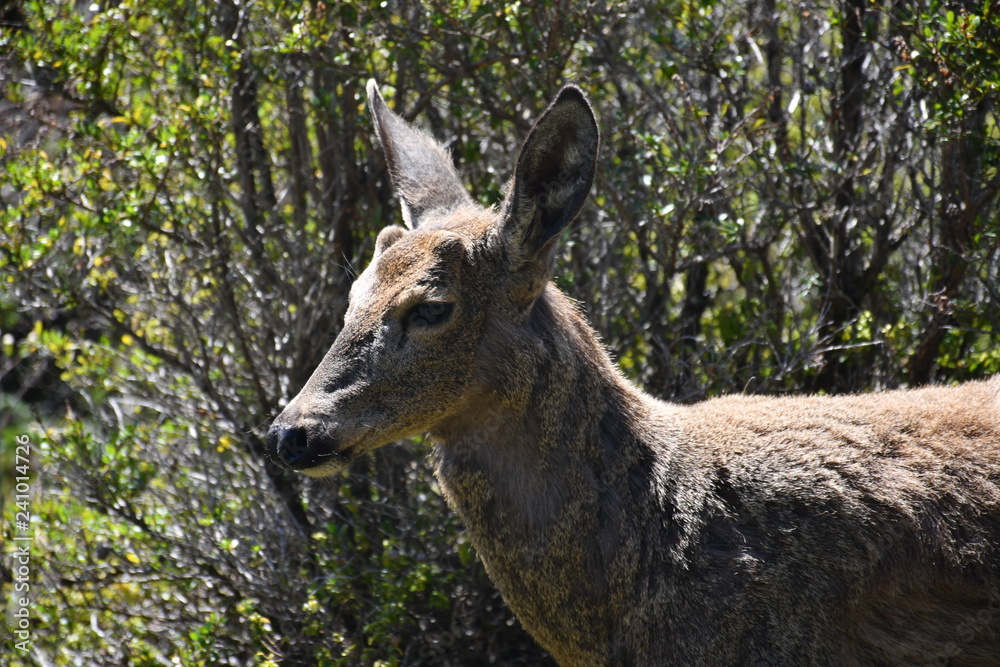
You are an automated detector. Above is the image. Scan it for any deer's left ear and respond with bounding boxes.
[367,80,474,229]
[497,86,599,261]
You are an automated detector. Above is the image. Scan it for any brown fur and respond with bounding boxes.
[268,82,1000,666]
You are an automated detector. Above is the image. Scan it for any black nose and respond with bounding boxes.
[267,424,310,468]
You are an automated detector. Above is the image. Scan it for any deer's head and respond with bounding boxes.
[267,81,599,477]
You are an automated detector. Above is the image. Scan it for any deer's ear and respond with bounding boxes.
[498,86,599,259]
[367,80,473,229]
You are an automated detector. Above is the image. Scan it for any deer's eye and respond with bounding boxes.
[407,302,453,327]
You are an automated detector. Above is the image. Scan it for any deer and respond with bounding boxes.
[267,81,1000,666]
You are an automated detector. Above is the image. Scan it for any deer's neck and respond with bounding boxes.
[433,284,654,508]
[430,285,666,660]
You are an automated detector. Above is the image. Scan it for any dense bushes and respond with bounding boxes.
[1,0,998,664]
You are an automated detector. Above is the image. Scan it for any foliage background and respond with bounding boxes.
[1,0,998,664]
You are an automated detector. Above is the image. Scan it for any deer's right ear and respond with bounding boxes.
[496,86,599,263]
[367,80,473,229]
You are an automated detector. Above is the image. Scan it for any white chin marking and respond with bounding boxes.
[300,461,347,478]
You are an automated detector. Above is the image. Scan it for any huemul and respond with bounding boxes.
[269,82,1000,665]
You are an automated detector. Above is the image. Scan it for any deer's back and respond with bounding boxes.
[629,376,1000,665]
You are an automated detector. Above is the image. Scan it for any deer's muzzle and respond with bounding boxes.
[266,415,351,475]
